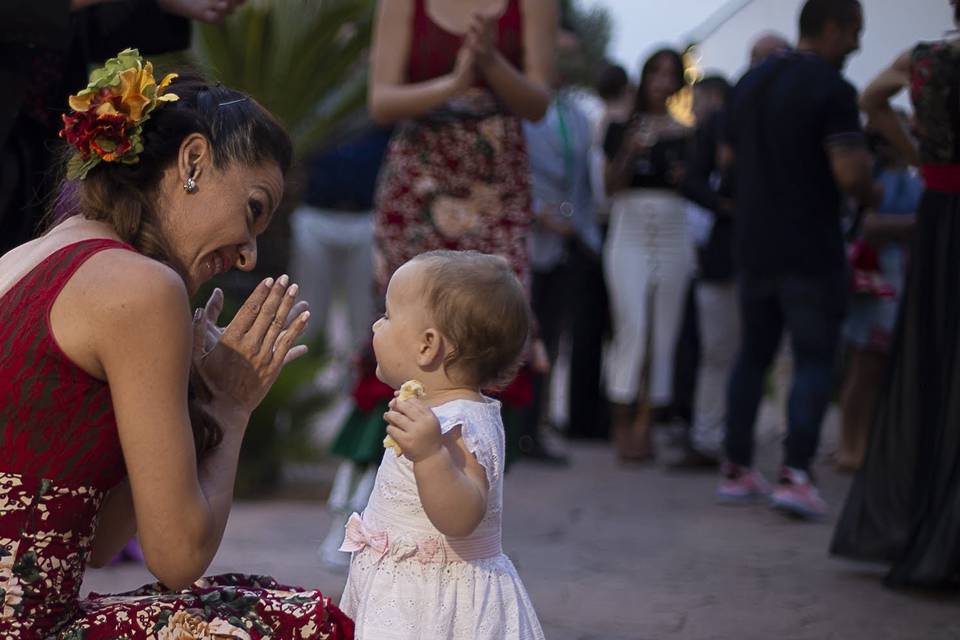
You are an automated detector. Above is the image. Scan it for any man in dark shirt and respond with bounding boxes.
[717,0,875,519]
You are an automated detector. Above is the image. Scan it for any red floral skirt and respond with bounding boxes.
[373,93,533,290]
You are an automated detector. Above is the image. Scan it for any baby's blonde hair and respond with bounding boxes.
[411,250,530,388]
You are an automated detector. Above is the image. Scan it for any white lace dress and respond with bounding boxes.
[339,397,544,640]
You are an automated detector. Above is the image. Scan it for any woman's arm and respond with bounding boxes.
[91,255,305,588]
[860,49,920,167]
[367,0,475,125]
[88,479,136,567]
[470,0,555,121]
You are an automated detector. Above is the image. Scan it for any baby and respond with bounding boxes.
[338,250,544,639]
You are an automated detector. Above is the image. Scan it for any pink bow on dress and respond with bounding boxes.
[339,512,389,559]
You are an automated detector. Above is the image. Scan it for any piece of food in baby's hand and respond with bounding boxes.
[383,379,425,456]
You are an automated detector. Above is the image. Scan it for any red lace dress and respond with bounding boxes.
[0,239,353,639]
[372,0,532,288]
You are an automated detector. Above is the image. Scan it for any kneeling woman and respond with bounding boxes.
[0,50,352,638]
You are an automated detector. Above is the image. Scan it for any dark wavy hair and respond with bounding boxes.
[57,73,292,457]
[632,48,685,116]
[70,73,292,265]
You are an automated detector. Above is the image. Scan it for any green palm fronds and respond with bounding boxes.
[191,0,374,159]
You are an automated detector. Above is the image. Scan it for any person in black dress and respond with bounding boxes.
[831,1,960,589]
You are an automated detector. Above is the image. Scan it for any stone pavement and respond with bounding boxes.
[82,406,959,640]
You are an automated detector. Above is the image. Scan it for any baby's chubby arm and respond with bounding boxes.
[384,398,488,537]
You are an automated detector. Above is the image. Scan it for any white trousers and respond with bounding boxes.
[603,190,694,405]
[691,281,740,455]
[289,205,374,353]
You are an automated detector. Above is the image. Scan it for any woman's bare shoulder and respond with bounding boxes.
[75,249,188,320]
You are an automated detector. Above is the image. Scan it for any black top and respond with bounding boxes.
[911,42,960,164]
[603,120,688,191]
[723,50,863,276]
[680,109,735,282]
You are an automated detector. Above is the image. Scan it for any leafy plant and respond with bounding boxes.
[189,0,374,279]
[191,0,373,159]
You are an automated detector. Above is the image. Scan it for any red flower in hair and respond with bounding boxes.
[58,48,178,179]
[61,111,131,162]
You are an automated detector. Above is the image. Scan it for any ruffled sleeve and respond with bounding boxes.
[432,399,504,489]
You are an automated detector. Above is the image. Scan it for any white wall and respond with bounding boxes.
[694,0,952,108]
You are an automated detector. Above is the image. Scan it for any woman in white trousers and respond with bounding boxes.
[603,48,692,461]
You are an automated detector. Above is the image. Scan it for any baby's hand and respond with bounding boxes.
[384,397,442,463]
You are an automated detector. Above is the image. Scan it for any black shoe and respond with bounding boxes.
[518,435,570,466]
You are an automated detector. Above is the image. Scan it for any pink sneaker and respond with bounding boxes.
[716,462,771,503]
[771,467,828,520]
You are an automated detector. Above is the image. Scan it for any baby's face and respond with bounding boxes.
[371,261,429,388]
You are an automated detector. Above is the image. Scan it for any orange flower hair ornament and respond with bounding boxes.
[59,48,179,180]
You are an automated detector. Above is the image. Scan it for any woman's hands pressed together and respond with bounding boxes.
[466,10,498,70]
[192,275,310,421]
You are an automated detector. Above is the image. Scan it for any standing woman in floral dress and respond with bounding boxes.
[330,0,556,479]
[369,0,554,283]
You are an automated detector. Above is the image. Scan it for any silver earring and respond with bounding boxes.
[183,176,197,193]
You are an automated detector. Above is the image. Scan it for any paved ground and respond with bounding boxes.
[82,402,959,640]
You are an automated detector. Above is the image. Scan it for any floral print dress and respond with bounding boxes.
[0,239,353,639]
[372,0,532,288]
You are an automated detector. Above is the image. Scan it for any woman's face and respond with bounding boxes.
[644,55,681,109]
[166,158,284,294]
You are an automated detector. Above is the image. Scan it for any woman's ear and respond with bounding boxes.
[416,327,447,370]
[178,133,212,187]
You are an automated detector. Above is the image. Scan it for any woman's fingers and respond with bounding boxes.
[192,308,207,353]
[242,275,289,347]
[270,309,311,367]
[203,322,223,352]
[285,300,310,329]
[281,344,309,366]
[258,282,300,359]
[203,287,224,325]
[226,277,275,335]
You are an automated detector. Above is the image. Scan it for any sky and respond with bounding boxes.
[580,0,732,75]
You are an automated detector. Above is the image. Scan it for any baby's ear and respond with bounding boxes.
[417,327,447,369]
